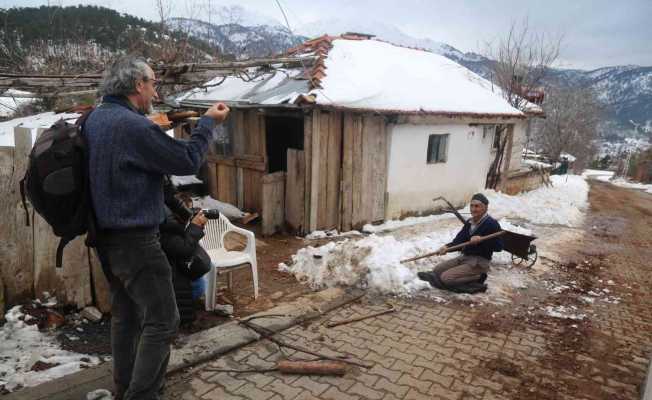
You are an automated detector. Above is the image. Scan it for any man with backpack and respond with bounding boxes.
[85,56,229,400]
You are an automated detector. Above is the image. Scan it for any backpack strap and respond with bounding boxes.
[56,237,72,269]
[75,108,94,129]
[19,177,30,226]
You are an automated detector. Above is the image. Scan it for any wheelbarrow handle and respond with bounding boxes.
[401,231,506,264]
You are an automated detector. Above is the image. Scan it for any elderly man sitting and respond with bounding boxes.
[418,193,503,293]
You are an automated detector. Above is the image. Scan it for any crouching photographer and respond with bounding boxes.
[160,179,213,326]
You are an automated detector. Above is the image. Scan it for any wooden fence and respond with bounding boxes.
[0,127,110,312]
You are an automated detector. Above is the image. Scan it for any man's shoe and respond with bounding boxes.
[417,271,437,287]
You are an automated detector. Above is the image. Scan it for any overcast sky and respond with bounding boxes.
[2,0,651,69]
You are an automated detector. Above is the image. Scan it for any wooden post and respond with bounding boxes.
[261,172,286,235]
[303,112,313,234]
[309,109,321,232]
[0,127,35,303]
[285,149,305,233]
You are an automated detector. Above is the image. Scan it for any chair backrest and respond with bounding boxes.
[200,213,231,250]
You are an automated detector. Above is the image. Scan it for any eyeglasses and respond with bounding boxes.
[143,77,161,86]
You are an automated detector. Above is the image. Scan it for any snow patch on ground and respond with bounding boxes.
[305,229,363,240]
[0,305,100,392]
[280,178,587,301]
[484,175,588,227]
[365,174,588,234]
[545,305,586,320]
[583,169,652,194]
[280,218,535,302]
[191,195,245,219]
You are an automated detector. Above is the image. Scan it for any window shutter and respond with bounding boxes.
[439,135,448,162]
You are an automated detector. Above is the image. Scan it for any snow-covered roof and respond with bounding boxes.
[0,111,80,147]
[177,68,309,108]
[180,37,525,118]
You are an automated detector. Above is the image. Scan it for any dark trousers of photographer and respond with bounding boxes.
[96,228,180,400]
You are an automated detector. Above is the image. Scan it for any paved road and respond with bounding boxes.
[163,182,652,400]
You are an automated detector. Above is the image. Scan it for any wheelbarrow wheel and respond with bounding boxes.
[511,245,538,268]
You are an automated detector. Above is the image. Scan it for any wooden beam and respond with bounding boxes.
[309,109,321,232]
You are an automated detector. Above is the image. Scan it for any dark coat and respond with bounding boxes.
[86,95,215,229]
[446,215,503,260]
[159,212,210,280]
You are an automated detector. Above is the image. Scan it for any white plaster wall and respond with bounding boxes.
[386,123,495,219]
[509,120,527,171]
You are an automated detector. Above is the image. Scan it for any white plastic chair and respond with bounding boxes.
[199,213,259,311]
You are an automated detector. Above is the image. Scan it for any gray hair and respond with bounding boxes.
[100,56,150,97]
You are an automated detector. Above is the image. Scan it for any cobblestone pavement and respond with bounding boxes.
[163,182,652,400]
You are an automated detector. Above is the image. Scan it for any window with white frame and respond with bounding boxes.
[427,134,449,163]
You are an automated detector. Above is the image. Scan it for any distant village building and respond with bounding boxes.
[177,34,542,234]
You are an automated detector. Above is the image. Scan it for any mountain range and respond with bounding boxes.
[171,10,651,138]
[1,5,649,138]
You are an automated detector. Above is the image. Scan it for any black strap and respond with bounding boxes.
[55,237,71,269]
[19,177,30,226]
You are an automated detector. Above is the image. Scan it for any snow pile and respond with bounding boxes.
[280,229,459,295]
[305,229,362,240]
[281,218,534,298]
[0,306,100,392]
[363,213,453,233]
[485,175,589,227]
[191,195,245,219]
[582,169,614,180]
[365,175,588,234]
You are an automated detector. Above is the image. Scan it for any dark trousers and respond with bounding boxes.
[433,255,490,286]
[96,229,180,400]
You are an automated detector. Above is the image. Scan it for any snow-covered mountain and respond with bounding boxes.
[167,17,304,59]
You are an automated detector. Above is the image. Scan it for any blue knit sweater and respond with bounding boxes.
[446,215,504,260]
[86,96,215,229]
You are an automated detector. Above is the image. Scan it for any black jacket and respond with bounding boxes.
[446,215,503,260]
[159,212,209,280]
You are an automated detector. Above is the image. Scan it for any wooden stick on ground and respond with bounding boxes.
[277,360,348,376]
[238,318,373,369]
[400,230,506,264]
[326,305,396,328]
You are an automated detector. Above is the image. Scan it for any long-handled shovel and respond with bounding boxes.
[400,230,506,264]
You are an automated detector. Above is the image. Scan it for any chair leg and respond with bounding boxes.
[228,271,233,293]
[251,260,259,299]
[205,267,216,311]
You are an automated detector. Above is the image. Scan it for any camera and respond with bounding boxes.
[201,209,221,219]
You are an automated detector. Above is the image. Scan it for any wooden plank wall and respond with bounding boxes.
[285,149,305,233]
[261,171,286,235]
[241,110,266,212]
[312,111,342,231]
[303,113,313,233]
[203,109,266,213]
[0,127,110,311]
[0,128,34,303]
[340,114,388,231]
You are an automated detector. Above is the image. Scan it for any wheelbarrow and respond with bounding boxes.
[432,196,538,268]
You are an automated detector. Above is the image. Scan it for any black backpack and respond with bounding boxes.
[20,110,96,269]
